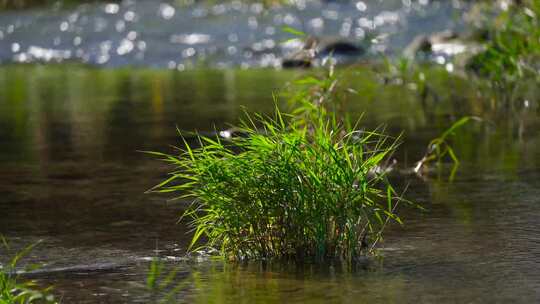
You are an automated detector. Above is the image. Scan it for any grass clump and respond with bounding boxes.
[150,106,405,263]
[467,0,540,101]
[0,238,56,304]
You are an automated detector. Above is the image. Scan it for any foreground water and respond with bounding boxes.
[1,65,539,302]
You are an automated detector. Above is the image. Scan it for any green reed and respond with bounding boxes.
[148,104,405,263]
[0,237,56,304]
[414,116,481,181]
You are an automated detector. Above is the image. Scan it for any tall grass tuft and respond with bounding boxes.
[148,107,405,263]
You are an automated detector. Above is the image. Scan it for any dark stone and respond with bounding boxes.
[281,36,364,69]
[319,41,364,56]
[281,59,312,68]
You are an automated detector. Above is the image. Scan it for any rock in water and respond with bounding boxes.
[404,30,459,59]
[282,36,365,68]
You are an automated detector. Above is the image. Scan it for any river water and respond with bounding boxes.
[1,64,539,303]
[0,0,467,68]
[1,0,540,303]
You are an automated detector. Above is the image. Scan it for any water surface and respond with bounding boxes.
[0,65,539,303]
[0,0,468,68]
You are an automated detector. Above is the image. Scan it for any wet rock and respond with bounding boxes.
[404,30,485,71]
[403,30,459,59]
[281,48,316,68]
[403,35,433,59]
[281,36,365,68]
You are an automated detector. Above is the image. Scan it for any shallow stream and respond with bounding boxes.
[1,65,539,302]
[0,0,467,68]
[1,0,540,302]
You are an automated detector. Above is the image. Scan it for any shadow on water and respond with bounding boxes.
[1,64,540,302]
